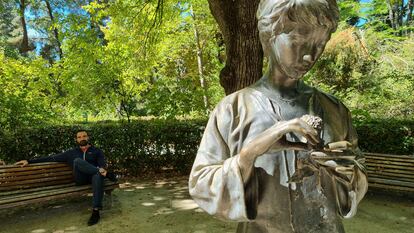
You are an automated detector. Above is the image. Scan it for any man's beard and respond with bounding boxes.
[78,140,89,146]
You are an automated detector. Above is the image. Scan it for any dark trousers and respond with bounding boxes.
[73,158,104,210]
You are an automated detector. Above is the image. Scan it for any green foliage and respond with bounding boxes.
[338,0,362,25]
[0,51,61,131]
[0,0,224,123]
[306,24,414,119]
[355,118,414,155]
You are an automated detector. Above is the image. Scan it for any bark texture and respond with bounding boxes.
[208,0,263,95]
[18,0,31,54]
[45,0,63,59]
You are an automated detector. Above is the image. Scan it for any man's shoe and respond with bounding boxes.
[106,172,118,182]
[88,209,100,226]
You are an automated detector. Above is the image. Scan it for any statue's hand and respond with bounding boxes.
[240,118,320,163]
[238,118,320,182]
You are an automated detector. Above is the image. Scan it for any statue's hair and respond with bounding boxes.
[257,0,339,54]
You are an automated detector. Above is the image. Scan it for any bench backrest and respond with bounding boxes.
[0,162,74,192]
[365,152,414,193]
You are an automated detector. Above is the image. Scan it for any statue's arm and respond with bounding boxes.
[189,104,256,221]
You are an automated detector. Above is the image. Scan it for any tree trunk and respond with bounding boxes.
[45,0,63,59]
[399,0,404,29]
[191,7,210,112]
[408,0,414,25]
[208,0,263,95]
[18,0,31,54]
[386,0,397,30]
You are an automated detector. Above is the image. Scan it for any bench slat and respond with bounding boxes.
[364,152,414,159]
[366,159,414,167]
[368,183,414,192]
[368,173,414,183]
[0,179,73,191]
[367,167,414,176]
[366,163,414,171]
[0,167,72,177]
[365,156,414,164]
[367,169,414,180]
[0,184,118,209]
[0,183,75,196]
[368,177,414,188]
[0,175,73,188]
[0,181,117,204]
[0,170,73,182]
[0,163,69,173]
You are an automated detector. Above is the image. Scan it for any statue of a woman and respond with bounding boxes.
[189,0,368,232]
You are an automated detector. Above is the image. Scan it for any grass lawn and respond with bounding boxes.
[1,176,413,233]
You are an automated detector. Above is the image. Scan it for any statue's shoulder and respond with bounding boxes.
[212,87,259,117]
[313,88,346,109]
[216,87,258,107]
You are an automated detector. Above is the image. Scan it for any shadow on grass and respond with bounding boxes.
[1,177,414,233]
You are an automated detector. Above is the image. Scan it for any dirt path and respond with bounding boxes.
[1,177,413,233]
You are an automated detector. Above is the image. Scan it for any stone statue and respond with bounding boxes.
[188,0,368,232]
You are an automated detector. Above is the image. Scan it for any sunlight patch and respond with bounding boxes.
[154,207,174,215]
[153,196,167,201]
[31,230,46,233]
[142,202,156,206]
[171,199,199,210]
[194,208,204,213]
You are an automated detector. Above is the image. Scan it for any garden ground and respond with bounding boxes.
[0,176,413,233]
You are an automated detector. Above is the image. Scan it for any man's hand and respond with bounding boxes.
[14,160,29,167]
[99,168,107,176]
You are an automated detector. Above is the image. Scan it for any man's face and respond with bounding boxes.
[76,131,89,146]
[269,23,332,79]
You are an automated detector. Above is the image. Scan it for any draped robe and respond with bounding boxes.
[189,81,368,233]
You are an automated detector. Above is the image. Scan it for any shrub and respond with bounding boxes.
[0,118,413,175]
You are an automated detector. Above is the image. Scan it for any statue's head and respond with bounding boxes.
[257,0,339,79]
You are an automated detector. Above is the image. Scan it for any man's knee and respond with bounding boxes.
[73,158,83,166]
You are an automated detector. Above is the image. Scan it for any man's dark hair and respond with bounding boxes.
[75,129,89,137]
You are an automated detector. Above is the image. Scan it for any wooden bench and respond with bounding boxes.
[364,152,414,194]
[0,162,119,209]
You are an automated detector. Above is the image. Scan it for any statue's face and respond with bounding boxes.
[269,23,332,79]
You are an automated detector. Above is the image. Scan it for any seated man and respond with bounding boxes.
[15,129,117,226]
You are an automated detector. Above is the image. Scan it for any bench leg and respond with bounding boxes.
[105,190,113,208]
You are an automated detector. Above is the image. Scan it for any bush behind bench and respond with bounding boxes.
[0,118,413,175]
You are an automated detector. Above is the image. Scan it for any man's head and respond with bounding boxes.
[75,129,90,146]
[257,0,339,79]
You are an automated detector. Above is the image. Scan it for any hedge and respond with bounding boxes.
[0,119,206,175]
[355,118,414,155]
[0,118,413,175]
